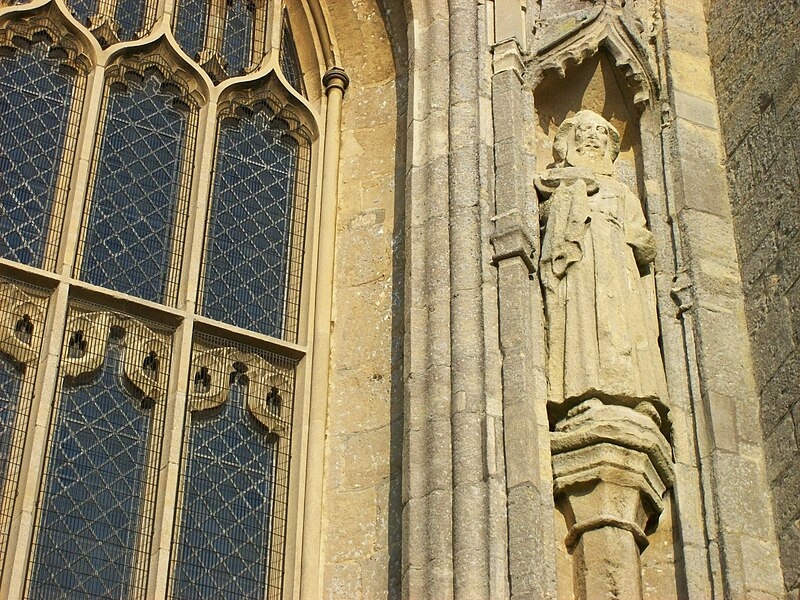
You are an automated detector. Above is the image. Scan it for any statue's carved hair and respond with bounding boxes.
[553,110,621,163]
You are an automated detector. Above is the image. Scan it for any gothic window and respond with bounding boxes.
[0,280,48,574]
[169,336,294,599]
[199,99,311,340]
[174,0,268,82]
[0,2,320,597]
[0,33,84,269]
[75,62,196,305]
[26,306,169,599]
[279,11,304,96]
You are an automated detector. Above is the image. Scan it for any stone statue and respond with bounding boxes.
[538,111,674,600]
[536,110,668,418]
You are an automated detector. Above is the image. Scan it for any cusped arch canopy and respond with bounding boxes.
[530,3,659,106]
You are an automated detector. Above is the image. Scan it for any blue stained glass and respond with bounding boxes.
[29,341,157,599]
[279,16,305,95]
[174,0,207,61]
[202,111,298,337]
[172,380,276,599]
[115,0,147,41]
[80,76,189,304]
[0,358,23,497]
[0,44,76,267]
[222,0,255,75]
[68,0,97,28]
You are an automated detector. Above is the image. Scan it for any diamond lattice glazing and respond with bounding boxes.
[28,339,162,599]
[0,43,78,268]
[201,109,303,339]
[174,0,206,61]
[222,0,255,75]
[79,75,191,305]
[171,381,277,599]
[279,15,305,96]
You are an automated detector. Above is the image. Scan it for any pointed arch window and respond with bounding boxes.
[26,306,170,599]
[0,33,85,269]
[0,0,328,597]
[169,336,294,600]
[75,63,197,305]
[199,96,311,340]
[174,0,268,81]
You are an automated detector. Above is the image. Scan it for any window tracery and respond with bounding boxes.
[75,57,198,305]
[174,0,269,82]
[0,17,87,270]
[0,1,323,597]
[200,90,311,340]
[26,306,169,599]
[169,336,293,599]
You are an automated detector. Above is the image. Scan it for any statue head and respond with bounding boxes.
[553,110,621,175]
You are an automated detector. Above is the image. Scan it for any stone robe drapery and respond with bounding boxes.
[538,168,668,412]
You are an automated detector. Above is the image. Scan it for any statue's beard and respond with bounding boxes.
[575,143,604,162]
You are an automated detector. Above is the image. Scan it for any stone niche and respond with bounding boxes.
[534,50,682,600]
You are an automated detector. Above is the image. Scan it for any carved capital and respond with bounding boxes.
[492,39,525,81]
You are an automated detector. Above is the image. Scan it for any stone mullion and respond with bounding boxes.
[659,0,785,596]
[58,66,107,278]
[448,1,490,597]
[145,317,193,599]
[0,282,69,600]
[490,37,556,598]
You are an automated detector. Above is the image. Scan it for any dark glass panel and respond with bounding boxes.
[0,43,77,267]
[115,0,148,41]
[28,339,159,599]
[279,14,305,96]
[174,0,207,61]
[68,0,97,29]
[171,380,276,599]
[79,75,191,304]
[221,0,255,75]
[201,110,302,338]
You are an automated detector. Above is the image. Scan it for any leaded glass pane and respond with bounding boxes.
[279,13,305,96]
[169,337,295,600]
[27,308,169,599]
[174,0,207,61]
[66,0,148,43]
[221,0,255,75]
[200,106,310,340]
[78,74,194,305]
[0,280,48,574]
[0,42,81,269]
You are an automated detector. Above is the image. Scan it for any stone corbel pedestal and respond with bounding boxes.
[551,399,674,599]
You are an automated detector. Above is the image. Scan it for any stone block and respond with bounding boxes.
[764,413,800,484]
[324,487,378,562]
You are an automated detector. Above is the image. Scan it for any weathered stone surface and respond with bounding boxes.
[708,0,800,593]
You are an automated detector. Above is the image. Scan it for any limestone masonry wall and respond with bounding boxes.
[707,1,800,595]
